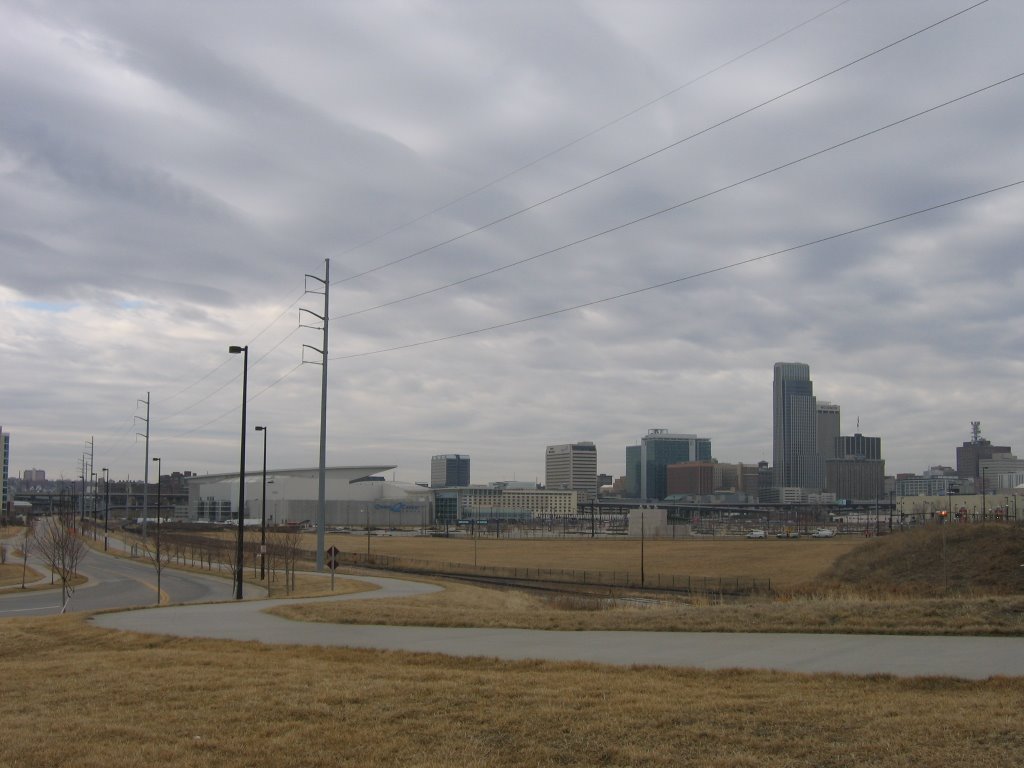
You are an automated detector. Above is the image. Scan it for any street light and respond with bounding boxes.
[229,344,248,600]
[255,425,268,580]
[944,484,959,592]
[152,457,162,603]
[102,467,110,551]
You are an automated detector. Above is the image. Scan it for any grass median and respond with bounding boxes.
[269,576,1024,636]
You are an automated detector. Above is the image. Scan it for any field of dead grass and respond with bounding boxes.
[180,530,859,590]
[0,614,1020,768]
[316,533,861,590]
[0,563,35,588]
[270,577,1024,636]
[275,573,378,599]
[824,523,1024,595]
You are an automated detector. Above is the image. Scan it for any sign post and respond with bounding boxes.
[326,545,340,591]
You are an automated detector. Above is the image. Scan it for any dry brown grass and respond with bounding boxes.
[165,529,859,590]
[270,577,1024,636]
[0,614,1021,767]
[0,563,35,588]
[271,573,379,599]
[0,564,82,592]
[310,533,861,590]
[824,523,1024,595]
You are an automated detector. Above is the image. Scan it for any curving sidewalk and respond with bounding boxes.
[91,574,1024,680]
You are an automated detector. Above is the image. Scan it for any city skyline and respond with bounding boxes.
[1,2,1022,483]
[5,411,1016,493]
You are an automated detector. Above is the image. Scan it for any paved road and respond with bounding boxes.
[92,574,1024,680]
[0,542,264,617]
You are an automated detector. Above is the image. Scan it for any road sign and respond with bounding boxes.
[327,545,340,571]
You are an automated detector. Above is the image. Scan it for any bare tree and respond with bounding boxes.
[268,528,303,595]
[33,510,87,611]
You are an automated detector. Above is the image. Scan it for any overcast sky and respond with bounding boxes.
[2,0,1022,486]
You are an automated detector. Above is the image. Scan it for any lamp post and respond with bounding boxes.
[152,457,162,603]
[102,468,110,551]
[255,425,268,580]
[944,484,959,592]
[229,344,249,600]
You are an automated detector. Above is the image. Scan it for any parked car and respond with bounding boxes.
[776,531,800,539]
[812,528,836,538]
[746,529,767,539]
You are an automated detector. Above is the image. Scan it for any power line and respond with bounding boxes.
[327,0,855,268]
[329,179,1024,360]
[162,362,305,441]
[90,1,988,443]
[329,0,987,291]
[331,70,1021,322]
[157,288,305,408]
[154,322,302,426]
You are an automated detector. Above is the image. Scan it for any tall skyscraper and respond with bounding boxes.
[835,433,881,460]
[638,429,712,500]
[545,442,598,496]
[430,454,470,488]
[826,433,885,500]
[772,362,823,491]
[625,445,641,498]
[816,401,841,460]
[955,423,1011,484]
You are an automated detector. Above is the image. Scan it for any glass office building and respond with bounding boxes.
[638,429,712,500]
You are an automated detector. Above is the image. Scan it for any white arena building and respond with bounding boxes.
[185,466,433,528]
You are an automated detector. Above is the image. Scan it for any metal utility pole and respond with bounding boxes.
[640,507,646,588]
[981,468,987,521]
[301,258,329,572]
[153,457,163,604]
[136,393,151,538]
[228,345,249,600]
[102,467,110,551]
[91,471,97,539]
[256,425,268,579]
[82,436,94,525]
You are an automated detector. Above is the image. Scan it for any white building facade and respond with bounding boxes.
[545,442,598,498]
[186,466,433,527]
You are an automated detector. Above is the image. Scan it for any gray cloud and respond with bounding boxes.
[1,0,1022,484]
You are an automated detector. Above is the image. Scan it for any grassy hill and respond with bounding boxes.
[821,523,1024,595]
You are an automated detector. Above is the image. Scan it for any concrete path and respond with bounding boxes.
[91,574,1024,680]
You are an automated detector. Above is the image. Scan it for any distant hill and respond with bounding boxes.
[820,523,1024,595]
